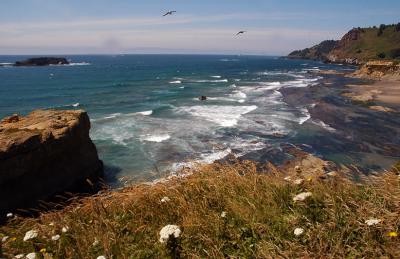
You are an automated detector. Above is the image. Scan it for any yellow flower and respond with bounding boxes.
[388,231,398,237]
[40,248,47,253]
[307,177,313,182]
[10,237,16,241]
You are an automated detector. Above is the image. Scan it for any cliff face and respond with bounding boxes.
[0,110,103,215]
[288,23,400,65]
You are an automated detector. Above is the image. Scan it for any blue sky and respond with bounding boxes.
[0,0,399,55]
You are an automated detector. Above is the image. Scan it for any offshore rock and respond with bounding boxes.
[14,57,69,66]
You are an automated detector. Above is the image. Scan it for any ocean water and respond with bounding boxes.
[1,55,398,185]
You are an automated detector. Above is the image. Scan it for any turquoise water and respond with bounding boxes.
[1,55,398,184]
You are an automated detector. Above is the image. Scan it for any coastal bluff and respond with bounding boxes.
[0,110,103,215]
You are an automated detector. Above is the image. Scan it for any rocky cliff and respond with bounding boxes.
[288,23,400,65]
[0,110,103,215]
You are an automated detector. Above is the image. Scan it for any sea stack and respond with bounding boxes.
[0,110,103,215]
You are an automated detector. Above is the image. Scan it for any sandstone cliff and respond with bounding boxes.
[0,110,103,216]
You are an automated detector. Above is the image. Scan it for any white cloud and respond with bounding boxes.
[0,14,343,55]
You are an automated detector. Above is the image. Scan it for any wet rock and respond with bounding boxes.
[199,96,207,101]
[369,105,396,113]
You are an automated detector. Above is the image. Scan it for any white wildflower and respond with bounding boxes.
[14,254,25,259]
[2,236,9,242]
[365,219,381,226]
[293,179,304,185]
[23,230,38,241]
[51,234,60,241]
[26,253,36,259]
[293,192,312,202]
[284,176,292,182]
[159,225,181,243]
[62,226,69,233]
[97,256,106,259]
[221,211,227,218]
[6,213,13,218]
[294,228,304,236]
[92,238,99,246]
[327,171,338,177]
[49,222,54,226]
[160,196,170,203]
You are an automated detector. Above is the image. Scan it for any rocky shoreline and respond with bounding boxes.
[0,110,103,217]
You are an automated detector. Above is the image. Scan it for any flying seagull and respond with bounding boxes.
[163,11,176,16]
[236,31,247,35]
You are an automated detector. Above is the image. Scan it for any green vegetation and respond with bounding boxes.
[288,23,400,63]
[1,161,399,258]
[340,24,400,62]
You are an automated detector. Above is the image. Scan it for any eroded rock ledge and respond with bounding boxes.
[0,110,103,215]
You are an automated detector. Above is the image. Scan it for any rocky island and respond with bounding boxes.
[0,57,69,67]
[0,110,103,216]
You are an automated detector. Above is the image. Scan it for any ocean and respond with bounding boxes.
[1,55,399,185]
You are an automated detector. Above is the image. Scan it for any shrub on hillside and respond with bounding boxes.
[389,48,400,59]
[377,24,386,36]
[377,52,386,59]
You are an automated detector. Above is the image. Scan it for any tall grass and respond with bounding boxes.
[1,160,399,258]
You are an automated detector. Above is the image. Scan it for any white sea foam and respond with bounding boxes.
[68,62,91,66]
[169,80,182,84]
[298,108,311,125]
[135,110,153,116]
[177,105,257,127]
[0,62,13,67]
[63,102,80,108]
[219,59,239,62]
[268,81,281,86]
[211,75,222,78]
[142,134,171,143]
[171,148,233,171]
[191,79,228,83]
[200,148,232,163]
[312,120,336,132]
[230,90,247,99]
[104,113,122,120]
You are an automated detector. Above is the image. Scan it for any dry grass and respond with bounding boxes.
[1,160,400,258]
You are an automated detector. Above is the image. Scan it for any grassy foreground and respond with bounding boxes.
[1,160,400,258]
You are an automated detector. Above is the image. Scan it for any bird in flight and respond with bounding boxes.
[163,11,176,17]
[236,31,247,35]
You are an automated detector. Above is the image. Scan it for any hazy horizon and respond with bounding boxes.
[1,0,399,55]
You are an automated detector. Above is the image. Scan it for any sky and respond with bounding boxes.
[0,0,399,55]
